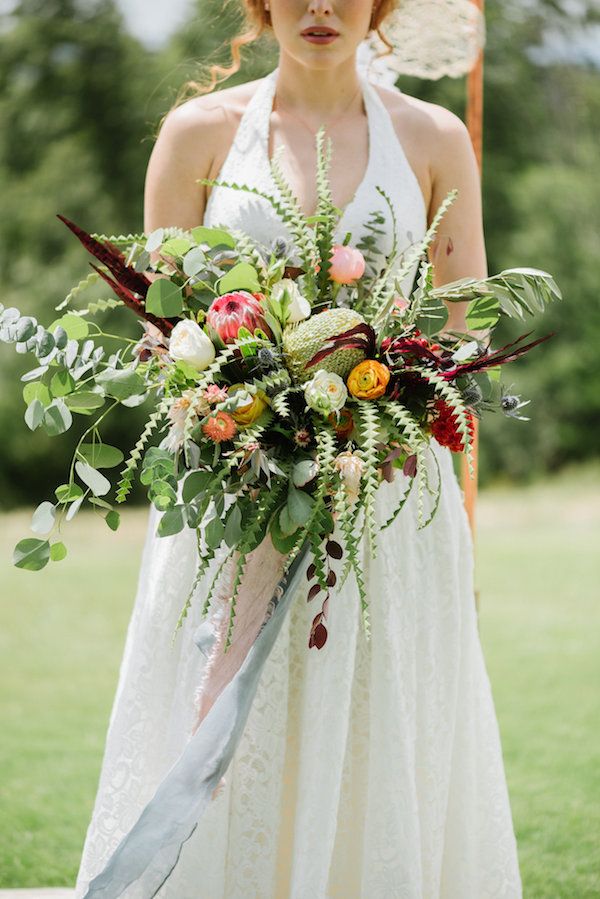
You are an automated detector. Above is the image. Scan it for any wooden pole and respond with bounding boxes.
[462,0,484,611]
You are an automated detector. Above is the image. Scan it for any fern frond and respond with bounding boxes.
[115,398,170,502]
[371,188,458,332]
[414,367,475,478]
[55,270,103,311]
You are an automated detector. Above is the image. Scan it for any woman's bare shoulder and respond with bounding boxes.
[374,83,470,148]
[158,76,266,153]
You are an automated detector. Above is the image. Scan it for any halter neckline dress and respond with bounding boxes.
[76,66,523,899]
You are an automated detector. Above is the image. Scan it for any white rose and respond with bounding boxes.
[304,369,348,418]
[168,319,216,371]
[271,278,311,324]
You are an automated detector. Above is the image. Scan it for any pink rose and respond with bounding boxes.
[206,290,272,344]
[328,245,366,284]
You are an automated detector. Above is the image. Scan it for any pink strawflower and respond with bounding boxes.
[206,290,273,344]
[204,384,229,405]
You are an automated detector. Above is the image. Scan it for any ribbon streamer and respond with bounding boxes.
[82,541,311,898]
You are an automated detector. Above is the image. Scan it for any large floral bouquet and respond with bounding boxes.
[0,129,560,650]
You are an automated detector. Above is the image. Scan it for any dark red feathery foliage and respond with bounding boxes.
[90,265,174,335]
[57,214,175,336]
[304,322,376,370]
[439,331,556,380]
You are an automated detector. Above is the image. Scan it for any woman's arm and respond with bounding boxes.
[426,108,489,341]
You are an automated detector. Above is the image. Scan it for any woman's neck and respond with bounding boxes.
[273,53,364,122]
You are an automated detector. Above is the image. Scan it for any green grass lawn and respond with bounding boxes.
[0,465,599,894]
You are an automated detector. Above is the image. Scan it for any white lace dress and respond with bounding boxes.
[75,67,523,898]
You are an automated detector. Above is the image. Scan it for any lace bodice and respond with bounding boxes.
[203,65,428,296]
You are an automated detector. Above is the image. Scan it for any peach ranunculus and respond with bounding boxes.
[228,383,270,427]
[328,244,366,284]
[347,360,391,400]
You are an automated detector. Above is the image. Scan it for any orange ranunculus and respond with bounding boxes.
[228,383,269,427]
[347,360,391,400]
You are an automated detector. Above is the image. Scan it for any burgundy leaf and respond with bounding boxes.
[326,540,343,559]
[307,583,322,602]
[322,596,330,619]
[403,454,418,477]
[310,622,328,650]
[306,562,316,581]
[326,569,337,587]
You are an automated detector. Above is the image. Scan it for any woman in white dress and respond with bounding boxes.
[75,1,523,896]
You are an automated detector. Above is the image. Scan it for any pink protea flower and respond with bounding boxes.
[202,410,237,443]
[328,245,366,284]
[206,290,273,344]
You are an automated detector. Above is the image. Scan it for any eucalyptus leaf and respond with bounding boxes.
[50,369,76,397]
[145,227,164,253]
[50,541,67,562]
[75,460,111,496]
[157,505,185,537]
[64,339,79,367]
[49,313,89,340]
[43,399,73,436]
[145,278,184,317]
[205,514,225,549]
[278,504,297,537]
[65,391,105,412]
[88,497,113,510]
[183,247,207,277]
[162,237,193,257]
[66,495,84,521]
[79,442,124,468]
[23,382,52,407]
[52,325,68,349]
[25,398,45,431]
[105,510,120,531]
[36,330,56,357]
[21,365,49,382]
[13,538,50,571]
[286,485,314,527]
[55,483,84,503]
[31,501,56,535]
[224,503,243,548]
[95,368,145,400]
[182,469,213,503]
[218,262,261,294]
[190,225,236,249]
[15,317,37,342]
[292,459,319,487]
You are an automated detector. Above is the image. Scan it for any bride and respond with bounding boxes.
[76,1,523,896]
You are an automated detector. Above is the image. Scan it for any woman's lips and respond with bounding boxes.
[301,32,339,45]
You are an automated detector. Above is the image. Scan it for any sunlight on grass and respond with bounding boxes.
[0,465,599,892]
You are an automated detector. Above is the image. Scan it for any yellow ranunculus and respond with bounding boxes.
[347,360,391,400]
[228,383,269,427]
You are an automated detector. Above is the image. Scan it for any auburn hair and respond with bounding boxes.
[164,0,398,119]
